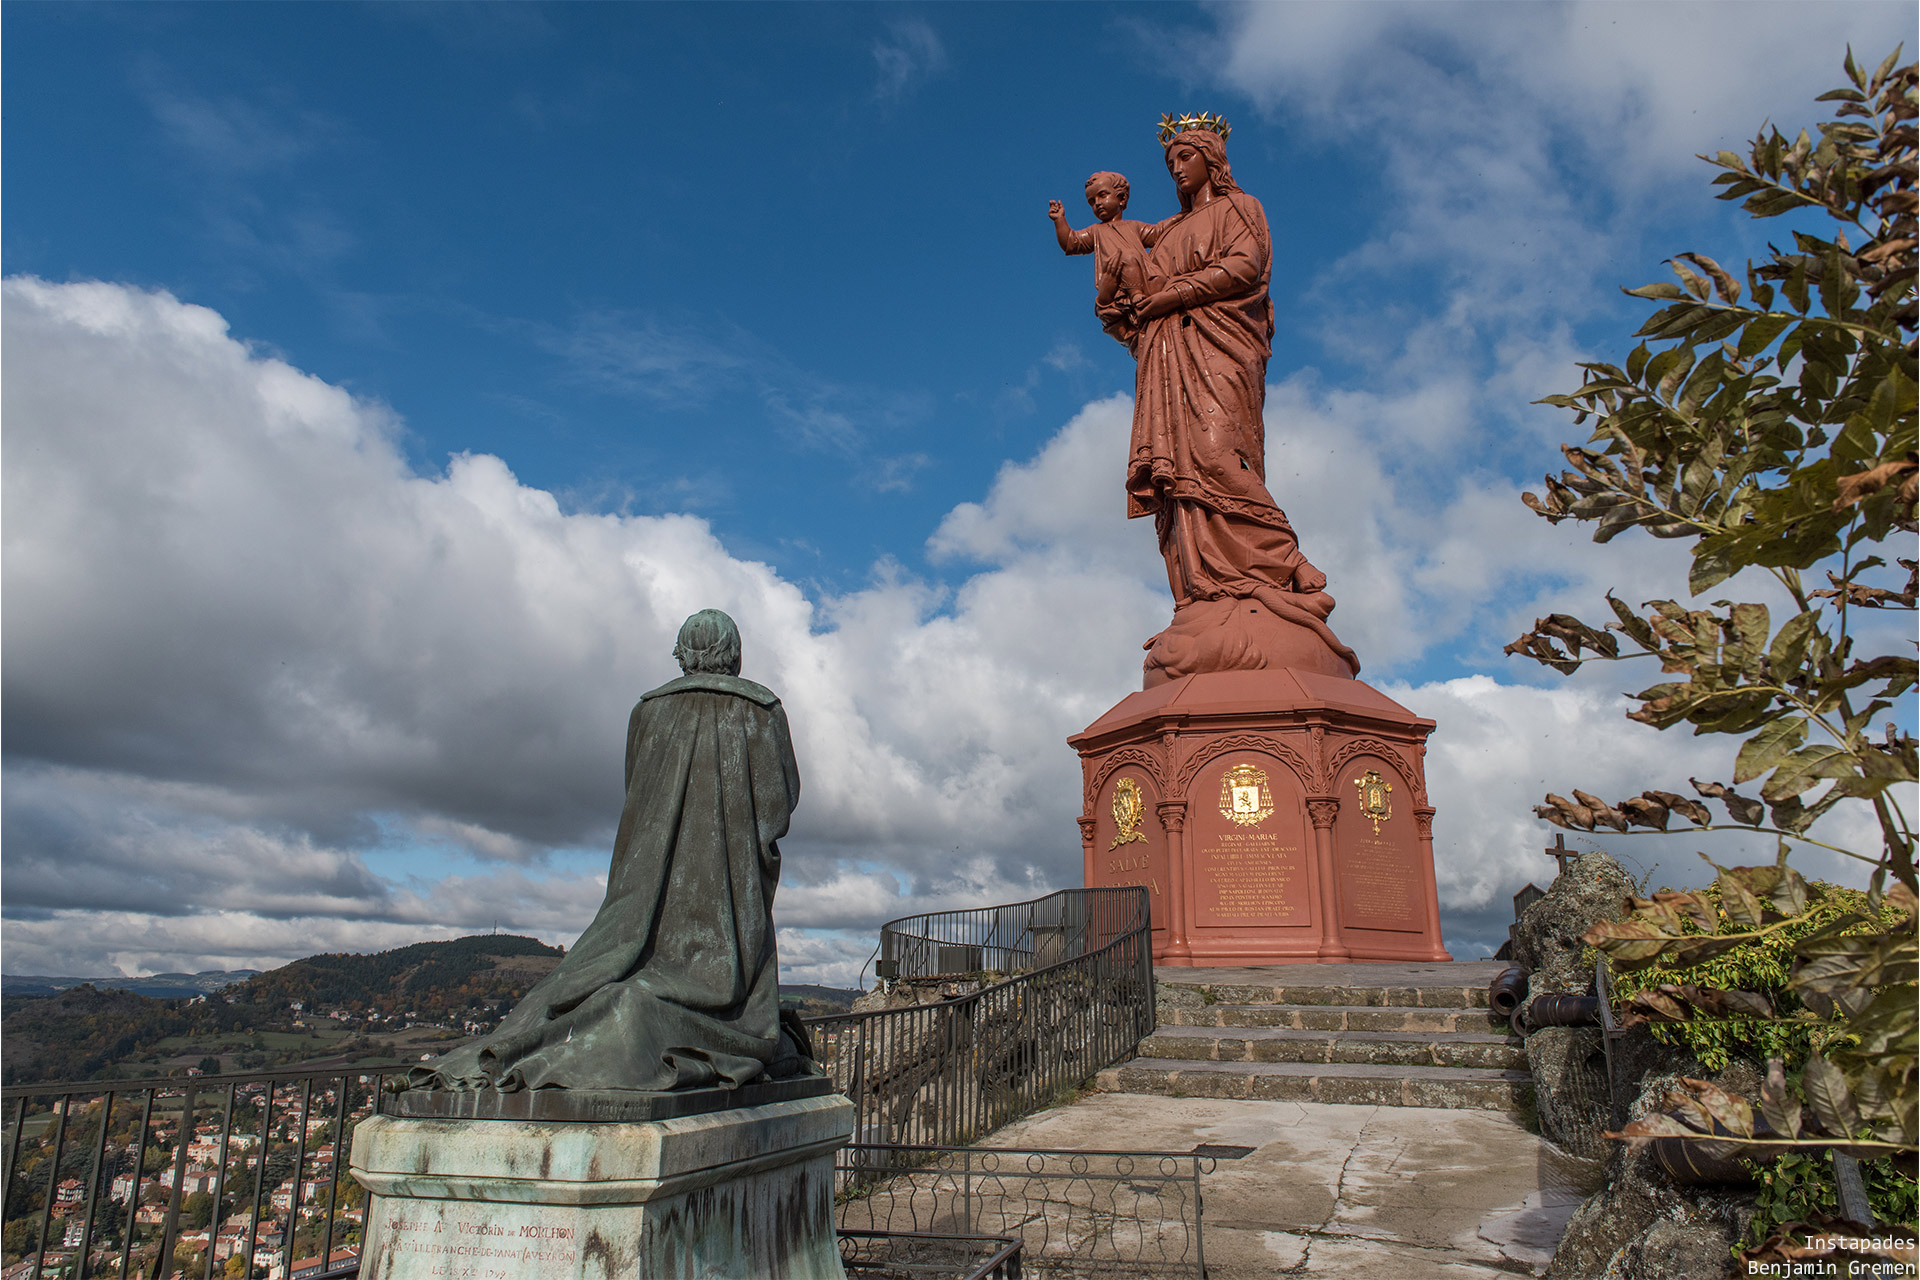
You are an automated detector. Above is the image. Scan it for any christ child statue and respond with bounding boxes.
[1048,171,1163,344]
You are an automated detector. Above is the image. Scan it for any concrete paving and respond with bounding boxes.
[986,1090,1601,1279]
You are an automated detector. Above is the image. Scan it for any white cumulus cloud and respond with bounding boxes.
[2,276,1876,983]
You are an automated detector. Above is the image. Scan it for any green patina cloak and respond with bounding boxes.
[414,673,802,1092]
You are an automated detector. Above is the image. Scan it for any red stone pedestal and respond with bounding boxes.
[1069,669,1451,966]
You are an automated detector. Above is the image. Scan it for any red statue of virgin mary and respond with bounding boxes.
[1065,115,1449,969]
[1116,120,1358,685]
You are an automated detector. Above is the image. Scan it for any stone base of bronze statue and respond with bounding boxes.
[1070,669,1451,967]
[348,1083,853,1280]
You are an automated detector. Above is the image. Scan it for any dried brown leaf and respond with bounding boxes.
[1834,454,1919,510]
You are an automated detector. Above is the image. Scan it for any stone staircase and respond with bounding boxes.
[1094,964,1533,1111]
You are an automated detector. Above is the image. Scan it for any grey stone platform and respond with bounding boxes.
[1098,962,1531,1113]
[350,1093,853,1280]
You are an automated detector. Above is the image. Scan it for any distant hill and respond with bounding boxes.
[2,970,258,1000]
[2,933,864,1085]
[1,983,224,1083]
[237,933,564,1013]
[1,934,565,1085]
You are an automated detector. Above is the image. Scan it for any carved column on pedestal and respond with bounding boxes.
[1077,814,1098,888]
[1413,806,1444,953]
[1156,799,1193,963]
[1305,796,1351,961]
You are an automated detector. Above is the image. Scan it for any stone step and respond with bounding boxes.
[1157,1002,1505,1032]
[1095,1057,1533,1112]
[1156,979,1488,1010]
[1141,1025,1525,1071]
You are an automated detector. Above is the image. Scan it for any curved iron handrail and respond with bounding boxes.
[806,886,1153,1151]
[873,886,1148,984]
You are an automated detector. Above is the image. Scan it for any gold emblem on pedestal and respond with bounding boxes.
[1109,777,1148,850]
[1218,763,1274,826]
[1353,770,1393,834]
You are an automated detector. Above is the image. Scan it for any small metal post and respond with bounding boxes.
[244,1083,273,1280]
[202,1083,236,1280]
[152,1087,196,1280]
[1595,959,1627,1132]
[77,1090,116,1280]
[320,1075,350,1271]
[1191,1155,1206,1280]
[963,1147,973,1236]
[116,1089,156,1280]
[3,1096,27,1217]
[1831,1151,1874,1228]
[31,1091,73,1280]
[281,1077,314,1280]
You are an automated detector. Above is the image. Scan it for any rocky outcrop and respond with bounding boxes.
[1528,1026,1611,1155]
[1516,851,1766,1278]
[1513,851,1638,1157]
[847,976,986,1015]
[1512,851,1637,995]
[1544,1067,1761,1279]
[1602,1213,1738,1280]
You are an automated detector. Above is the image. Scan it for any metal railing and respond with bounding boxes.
[4,888,1156,1280]
[810,887,1154,1149]
[837,1229,1023,1279]
[873,887,1144,983]
[3,1066,385,1280]
[0,1065,1045,1280]
[835,1144,1209,1278]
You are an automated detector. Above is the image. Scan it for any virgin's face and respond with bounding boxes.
[1168,144,1209,198]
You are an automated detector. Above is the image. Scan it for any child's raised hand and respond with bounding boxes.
[1048,200,1065,220]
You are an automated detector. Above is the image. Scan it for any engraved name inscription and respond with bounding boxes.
[386,1216,579,1276]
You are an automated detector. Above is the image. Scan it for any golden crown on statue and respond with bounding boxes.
[1157,111,1232,143]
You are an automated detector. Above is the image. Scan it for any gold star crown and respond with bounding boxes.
[1157,111,1232,144]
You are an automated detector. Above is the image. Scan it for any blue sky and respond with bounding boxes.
[4,2,1911,983]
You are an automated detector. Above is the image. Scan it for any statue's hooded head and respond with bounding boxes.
[673,609,742,676]
[1164,129,1241,212]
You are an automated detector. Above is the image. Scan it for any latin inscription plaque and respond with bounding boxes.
[1190,756,1310,929]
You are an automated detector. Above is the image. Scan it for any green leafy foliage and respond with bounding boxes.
[1510,48,1917,865]
[1607,880,1891,1071]
[1747,1150,1918,1254]
[1507,48,1918,1261]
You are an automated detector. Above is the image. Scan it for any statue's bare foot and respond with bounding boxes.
[1292,562,1327,594]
